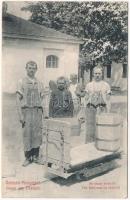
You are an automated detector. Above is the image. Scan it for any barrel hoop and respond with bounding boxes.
[96,138,120,142]
[96,123,121,127]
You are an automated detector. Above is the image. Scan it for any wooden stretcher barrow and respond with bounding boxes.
[43,119,121,180]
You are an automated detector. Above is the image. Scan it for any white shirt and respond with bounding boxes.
[85,80,111,105]
[69,84,78,99]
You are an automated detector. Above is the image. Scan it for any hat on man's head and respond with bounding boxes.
[57,76,66,84]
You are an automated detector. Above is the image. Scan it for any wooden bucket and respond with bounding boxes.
[96,113,122,152]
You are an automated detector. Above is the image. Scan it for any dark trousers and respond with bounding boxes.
[24,147,39,160]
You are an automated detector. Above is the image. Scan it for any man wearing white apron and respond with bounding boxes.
[85,67,111,143]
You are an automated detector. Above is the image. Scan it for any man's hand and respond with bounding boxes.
[20,120,26,128]
[20,116,26,128]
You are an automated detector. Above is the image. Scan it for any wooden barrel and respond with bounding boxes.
[95,113,122,152]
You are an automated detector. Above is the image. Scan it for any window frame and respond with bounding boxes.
[46,55,58,68]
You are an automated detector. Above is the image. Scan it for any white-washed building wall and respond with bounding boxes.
[2,38,79,93]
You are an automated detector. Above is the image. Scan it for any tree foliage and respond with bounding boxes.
[22,2,128,69]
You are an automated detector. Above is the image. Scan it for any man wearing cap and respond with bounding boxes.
[16,61,44,167]
[85,66,111,143]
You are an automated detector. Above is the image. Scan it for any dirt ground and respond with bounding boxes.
[2,93,128,198]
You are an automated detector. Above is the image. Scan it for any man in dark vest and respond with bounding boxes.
[49,76,74,118]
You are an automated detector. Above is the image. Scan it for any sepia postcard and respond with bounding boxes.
[1,1,128,198]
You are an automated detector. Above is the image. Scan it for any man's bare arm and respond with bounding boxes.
[16,92,25,127]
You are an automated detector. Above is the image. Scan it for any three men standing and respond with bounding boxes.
[16,62,111,166]
[16,61,44,167]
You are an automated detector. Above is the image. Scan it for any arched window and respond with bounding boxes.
[46,55,58,68]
